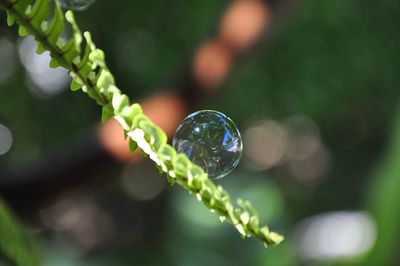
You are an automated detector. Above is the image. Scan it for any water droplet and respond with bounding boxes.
[172,110,243,179]
[60,0,95,11]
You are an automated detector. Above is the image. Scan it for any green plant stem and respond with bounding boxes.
[0,0,284,247]
[2,0,107,105]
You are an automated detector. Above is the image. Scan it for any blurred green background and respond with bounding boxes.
[0,0,399,265]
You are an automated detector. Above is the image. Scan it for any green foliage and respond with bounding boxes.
[0,198,41,266]
[363,106,400,265]
[0,0,283,247]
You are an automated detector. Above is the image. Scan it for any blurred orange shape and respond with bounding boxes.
[220,0,269,51]
[193,40,232,89]
[98,93,186,162]
[98,118,139,162]
[141,93,186,137]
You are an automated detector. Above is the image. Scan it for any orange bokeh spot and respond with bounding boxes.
[98,118,138,162]
[220,0,269,51]
[141,93,186,137]
[98,93,186,162]
[193,40,232,89]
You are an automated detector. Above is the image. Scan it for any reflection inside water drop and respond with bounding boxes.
[172,110,243,179]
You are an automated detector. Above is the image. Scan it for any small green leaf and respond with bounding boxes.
[0,198,41,266]
[158,144,176,162]
[89,48,106,68]
[269,232,284,245]
[46,3,65,44]
[140,149,148,158]
[56,37,65,47]
[65,11,82,52]
[249,216,260,232]
[141,123,167,149]
[260,226,270,239]
[35,42,46,54]
[132,113,149,129]
[101,103,114,123]
[235,224,247,238]
[151,126,167,149]
[112,93,129,114]
[189,164,204,177]
[13,0,32,13]
[96,69,115,94]
[77,43,92,70]
[18,26,29,36]
[70,79,82,91]
[226,205,239,225]
[129,139,138,152]
[61,39,79,63]
[155,164,163,174]
[166,173,175,185]
[83,31,96,50]
[79,63,93,76]
[29,0,50,28]
[240,211,250,225]
[49,57,60,68]
[6,11,15,26]
[204,178,217,192]
[120,103,142,127]
[173,153,191,177]
[191,175,205,191]
[40,20,48,32]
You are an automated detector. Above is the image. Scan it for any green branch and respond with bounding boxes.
[0,0,283,247]
[0,198,41,266]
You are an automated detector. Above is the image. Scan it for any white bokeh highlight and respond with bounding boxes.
[0,38,16,83]
[0,124,13,155]
[18,36,70,98]
[295,211,376,261]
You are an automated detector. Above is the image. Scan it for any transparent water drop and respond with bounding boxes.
[172,110,243,179]
[60,0,95,11]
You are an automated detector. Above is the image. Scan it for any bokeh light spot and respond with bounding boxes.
[193,40,232,89]
[295,211,376,261]
[0,37,16,83]
[18,36,70,98]
[220,0,269,51]
[39,192,114,251]
[0,124,13,155]
[121,163,166,201]
[113,30,157,76]
[243,119,288,170]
